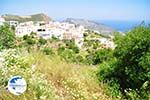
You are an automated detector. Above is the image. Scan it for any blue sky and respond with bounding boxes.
[0,0,150,21]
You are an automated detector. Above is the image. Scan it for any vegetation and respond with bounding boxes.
[97,26,150,99]
[0,49,112,100]
[2,13,52,23]
[0,25,16,50]
[0,24,150,99]
[86,49,114,65]
[0,25,113,99]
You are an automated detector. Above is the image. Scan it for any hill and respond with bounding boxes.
[64,18,116,35]
[2,13,52,23]
[0,49,113,99]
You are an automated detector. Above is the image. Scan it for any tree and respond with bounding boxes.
[93,49,114,65]
[23,34,36,46]
[11,25,16,32]
[51,35,59,41]
[85,49,113,65]
[65,40,79,53]
[59,49,76,62]
[57,46,65,55]
[38,38,47,45]
[0,25,16,50]
[23,34,36,52]
[98,26,150,99]
[30,32,37,38]
[26,38,36,45]
[114,26,150,91]
[43,47,54,55]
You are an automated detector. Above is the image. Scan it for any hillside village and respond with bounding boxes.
[0,15,115,49]
[1,0,150,99]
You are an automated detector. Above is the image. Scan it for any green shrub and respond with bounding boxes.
[97,26,150,99]
[75,55,84,64]
[97,58,122,97]
[42,47,54,55]
[26,37,36,45]
[85,49,114,65]
[64,39,79,53]
[93,49,114,65]
[38,38,47,45]
[0,25,16,50]
[84,54,95,65]
[59,48,76,62]
[114,26,150,93]
[57,46,65,55]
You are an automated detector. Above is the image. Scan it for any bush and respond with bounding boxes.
[97,58,122,97]
[71,46,79,54]
[22,34,37,52]
[57,46,65,55]
[114,26,150,92]
[64,39,79,53]
[51,35,59,41]
[26,38,36,45]
[93,49,114,65]
[85,49,114,65]
[38,38,47,45]
[42,47,54,55]
[58,48,76,62]
[75,55,84,64]
[0,25,16,50]
[57,45,80,63]
[97,26,150,99]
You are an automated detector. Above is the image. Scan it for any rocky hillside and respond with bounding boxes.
[2,13,52,23]
[64,18,116,35]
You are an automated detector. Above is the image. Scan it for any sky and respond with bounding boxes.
[0,0,150,21]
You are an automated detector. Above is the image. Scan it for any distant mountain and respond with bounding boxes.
[64,18,116,35]
[2,13,52,23]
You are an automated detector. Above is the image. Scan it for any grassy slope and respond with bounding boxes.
[0,51,112,100]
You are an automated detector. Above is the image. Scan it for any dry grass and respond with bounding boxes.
[30,52,112,100]
[0,50,113,100]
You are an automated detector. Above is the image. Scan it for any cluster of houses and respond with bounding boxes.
[0,17,85,48]
[99,38,116,49]
[0,16,116,49]
[15,21,85,48]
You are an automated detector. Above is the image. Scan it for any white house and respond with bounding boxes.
[50,29,64,39]
[19,21,34,26]
[15,26,34,37]
[0,17,5,26]
[99,38,116,49]
[36,27,52,39]
[8,21,18,27]
[15,21,36,37]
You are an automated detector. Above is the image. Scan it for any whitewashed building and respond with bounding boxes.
[15,26,34,37]
[36,27,52,39]
[15,21,85,47]
[0,17,5,26]
[8,21,18,27]
[15,21,35,37]
[99,38,116,49]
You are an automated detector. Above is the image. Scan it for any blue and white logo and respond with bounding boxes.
[7,76,27,95]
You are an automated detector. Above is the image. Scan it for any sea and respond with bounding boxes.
[97,20,150,32]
